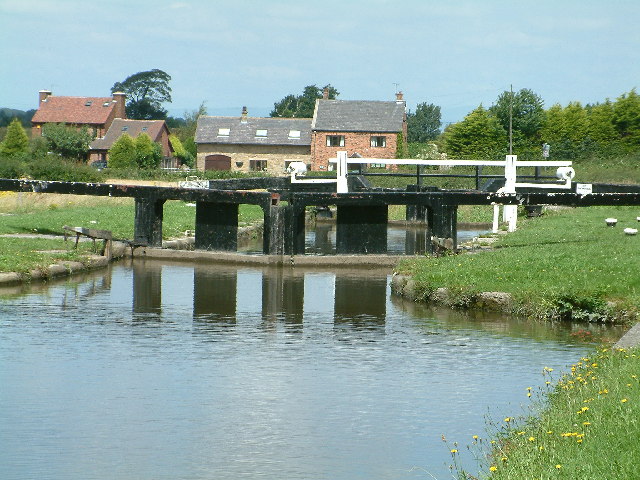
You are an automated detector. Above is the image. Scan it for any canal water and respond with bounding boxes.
[0,261,623,480]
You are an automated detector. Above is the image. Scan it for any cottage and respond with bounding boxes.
[89,118,172,166]
[310,92,407,170]
[195,107,311,174]
[31,90,126,139]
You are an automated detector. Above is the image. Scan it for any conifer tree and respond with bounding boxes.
[0,118,29,156]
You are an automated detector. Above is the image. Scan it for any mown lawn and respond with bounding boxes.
[397,205,640,322]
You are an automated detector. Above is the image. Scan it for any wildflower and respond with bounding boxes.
[583,422,591,426]
[450,449,458,454]
[504,417,512,422]
[538,446,544,451]
[556,465,562,469]
[528,436,535,442]
[501,457,507,462]
[546,431,553,434]
[622,398,628,403]
[472,435,478,440]
[489,466,498,472]
[517,431,525,435]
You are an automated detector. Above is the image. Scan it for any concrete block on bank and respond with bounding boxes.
[476,292,513,311]
[0,272,23,286]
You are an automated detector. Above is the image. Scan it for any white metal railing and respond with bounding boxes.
[325,151,574,232]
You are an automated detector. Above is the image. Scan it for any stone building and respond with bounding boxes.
[195,108,311,174]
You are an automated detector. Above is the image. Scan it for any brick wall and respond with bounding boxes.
[196,143,311,175]
[310,131,398,170]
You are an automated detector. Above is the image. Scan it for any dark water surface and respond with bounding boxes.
[0,261,623,480]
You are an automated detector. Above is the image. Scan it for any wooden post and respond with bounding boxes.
[134,197,166,247]
[195,202,239,251]
[336,205,388,254]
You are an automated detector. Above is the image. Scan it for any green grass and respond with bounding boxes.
[0,198,265,239]
[464,346,640,479]
[0,196,266,273]
[397,205,640,322]
[0,236,96,274]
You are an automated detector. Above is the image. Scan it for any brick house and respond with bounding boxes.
[195,108,311,174]
[310,92,407,170]
[31,90,126,139]
[89,118,173,165]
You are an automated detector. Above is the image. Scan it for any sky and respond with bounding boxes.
[1,0,638,125]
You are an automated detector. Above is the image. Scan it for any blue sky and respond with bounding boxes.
[1,0,638,124]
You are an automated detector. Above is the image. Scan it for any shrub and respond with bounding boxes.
[108,134,136,169]
[28,156,104,182]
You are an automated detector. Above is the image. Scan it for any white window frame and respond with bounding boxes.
[370,136,386,147]
[256,129,268,137]
[218,128,230,137]
[326,135,345,147]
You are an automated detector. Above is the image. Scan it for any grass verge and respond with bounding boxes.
[0,193,265,274]
[460,346,640,479]
[396,205,640,323]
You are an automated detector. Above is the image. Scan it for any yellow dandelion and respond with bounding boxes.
[622,398,628,403]
[472,435,478,440]
[450,449,458,454]
[528,436,535,442]
[501,457,507,462]
[556,465,562,469]
[583,422,591,426]
[489,466,498,472]
[517,431,525,435]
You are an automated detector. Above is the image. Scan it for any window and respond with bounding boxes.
[250,159,268,171]
[326,135,345,147]
[256,129,268,137]
[288,130,301,139]
[103,102,110,107]
[141,127,148,132]
[370,136,386,147]
[121,126,128,132]
[85,100,93,107]
[217,128,230,136]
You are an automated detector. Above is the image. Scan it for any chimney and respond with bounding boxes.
[323,87,329,100]
[112,91,126,119]
[241,106,248,123]
[395,91,404,102]
[39,89,52,104]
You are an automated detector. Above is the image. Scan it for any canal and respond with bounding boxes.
[0,260,624,480]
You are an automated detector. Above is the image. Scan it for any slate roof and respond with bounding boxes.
[312,99,406,133]
[32,96,117,125]
[90,119,168,151]
[196,116,312,146]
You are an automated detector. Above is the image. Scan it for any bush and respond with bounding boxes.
[28,156,104,182]
[0,155,28,178]
[108,134,136,169]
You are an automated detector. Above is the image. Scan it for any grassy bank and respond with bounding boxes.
[396,205,640,323]
[463,346,640,479]
[0,192,265,274]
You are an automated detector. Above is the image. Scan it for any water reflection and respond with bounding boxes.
[1,261,625,480]
[132,260,162,315]
[193,266,237,324]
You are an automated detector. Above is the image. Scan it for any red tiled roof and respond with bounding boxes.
[90,119,168,150]
[32,96,117,124]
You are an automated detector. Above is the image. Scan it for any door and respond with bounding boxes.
[204,154,231,171]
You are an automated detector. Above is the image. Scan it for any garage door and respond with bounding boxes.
[204,155,231,170]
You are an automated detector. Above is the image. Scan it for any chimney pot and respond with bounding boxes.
[323,88,329,100]
[241,106,248,122]
[396,91,404,101]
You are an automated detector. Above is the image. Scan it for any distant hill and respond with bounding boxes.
[0,108,36,128]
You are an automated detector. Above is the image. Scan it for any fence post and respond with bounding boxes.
[337,151,348,193]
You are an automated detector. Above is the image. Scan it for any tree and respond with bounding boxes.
[108,133,136,169]
[612,88,640,145]
[407,102,441,142]
[490,88,545,157]
[0,118,29,156]
[42,123,93,161]
[169,134,194,168]
[443,106,506,159]
[134,133,162,169]
[111,69,172,120]
[270,84,339,118]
